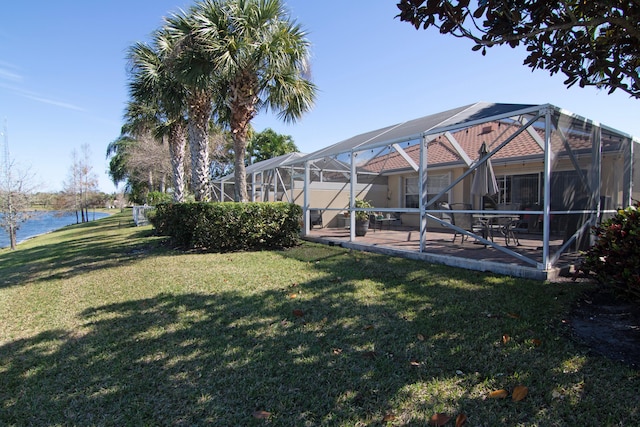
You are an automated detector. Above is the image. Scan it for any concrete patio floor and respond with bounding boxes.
[304,225,583,281]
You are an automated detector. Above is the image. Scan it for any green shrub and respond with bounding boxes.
[150,202,302,252]
[577,201,640,300]
[147,191,173,205]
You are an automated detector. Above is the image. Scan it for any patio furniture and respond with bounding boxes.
[370,213,400,231]
[444,203,485,243]
[473,213,521,246]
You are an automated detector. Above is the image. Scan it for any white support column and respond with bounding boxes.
[542,108,552,270]
[592,124,602,246]
[273,169,279,202]
[303,161,310,236]
[419,136,428,252]
[251,172,256,202]
[290,166,295,203]
[260,171,264,202]
[350,152,357,241]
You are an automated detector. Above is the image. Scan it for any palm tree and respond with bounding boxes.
[127,38,189,202]
[190,0,317,202]
[161,11,219,202]
[106,134,135,189]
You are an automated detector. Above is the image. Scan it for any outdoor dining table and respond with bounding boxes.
[373,216,396,231]
[472,213,521,246]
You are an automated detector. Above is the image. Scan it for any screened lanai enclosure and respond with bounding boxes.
[214,102,639,280]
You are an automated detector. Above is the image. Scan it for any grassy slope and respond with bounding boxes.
[0,211,638,426]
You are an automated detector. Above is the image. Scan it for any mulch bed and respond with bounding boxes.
[569,285,640,369]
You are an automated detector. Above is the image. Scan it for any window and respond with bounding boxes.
[495,173,540,208]
[404,174,450,208]
[405,177,419,208]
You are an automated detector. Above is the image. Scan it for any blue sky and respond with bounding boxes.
[2,1,638,193]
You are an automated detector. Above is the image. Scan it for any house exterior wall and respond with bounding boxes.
[304,182,387,228]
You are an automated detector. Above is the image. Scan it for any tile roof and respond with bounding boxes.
[361,120,543,174]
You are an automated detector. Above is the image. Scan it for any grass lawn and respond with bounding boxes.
[1,210,638,426]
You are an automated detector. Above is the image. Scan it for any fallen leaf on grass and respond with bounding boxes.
[512,385,529,401]
[292,309,304,317]
[502,334,511,344]
[506,312,521,319]
[455,413,467,426]
[429,413,451,426]
[489,389,509,399]
[332,348,343,355]
[409,359,420,366]
[289,293,297,299]
[417,333,425,341]
[382,412,396,422]
[531,338,542,347]
[252,410,271,419]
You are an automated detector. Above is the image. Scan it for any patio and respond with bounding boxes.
[305,217,582,281]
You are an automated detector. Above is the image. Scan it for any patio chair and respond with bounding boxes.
[445,203,484,243]
[489,216,520,246]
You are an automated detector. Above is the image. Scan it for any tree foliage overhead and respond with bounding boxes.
[396,0,640,98]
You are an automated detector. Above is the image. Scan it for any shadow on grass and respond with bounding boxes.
[1,242,637,425]
[0,214,167,290]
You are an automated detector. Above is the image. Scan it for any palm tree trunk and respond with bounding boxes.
[230,80,258,203]
[188,92,212,202]
[168,123,187,202]
[233,138,248,202]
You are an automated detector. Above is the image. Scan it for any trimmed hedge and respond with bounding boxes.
[149,202,302,252]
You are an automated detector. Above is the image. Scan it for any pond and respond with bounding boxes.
[0,211,110,249]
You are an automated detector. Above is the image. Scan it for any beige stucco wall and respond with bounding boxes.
[298,182,388,228]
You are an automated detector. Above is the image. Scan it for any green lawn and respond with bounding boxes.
[0,211,638,426]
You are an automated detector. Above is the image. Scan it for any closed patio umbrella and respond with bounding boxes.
[471,142,499,198]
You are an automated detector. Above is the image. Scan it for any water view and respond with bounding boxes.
[0,211,110,249]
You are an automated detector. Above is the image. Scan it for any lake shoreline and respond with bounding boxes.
[1,211,113,249]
